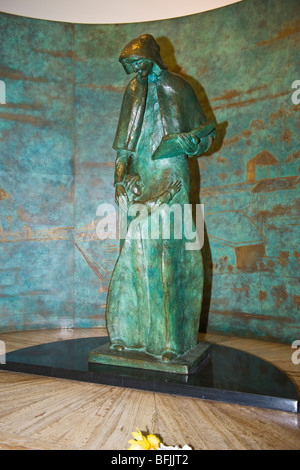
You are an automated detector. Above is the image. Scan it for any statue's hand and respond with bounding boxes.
[178,133,200,155]
[178,133,214,156]
[167,180,181,197]
[155,180,181,206]
[124,173,142,198]
[115,184,128,212]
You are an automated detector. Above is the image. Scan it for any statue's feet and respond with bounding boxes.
[110,343,125,352]
[162,351,176,362]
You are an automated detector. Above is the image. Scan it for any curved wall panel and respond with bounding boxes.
[0,0,299,342]
[0,0,242,23]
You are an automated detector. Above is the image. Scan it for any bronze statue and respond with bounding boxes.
[89,34,215,373]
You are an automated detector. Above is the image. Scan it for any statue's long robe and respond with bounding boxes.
[106,68,206,357]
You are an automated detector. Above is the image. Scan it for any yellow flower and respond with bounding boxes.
[128,428,161,450]
[146,434,161,449]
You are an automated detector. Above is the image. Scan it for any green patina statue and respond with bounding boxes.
[89,34,215,373]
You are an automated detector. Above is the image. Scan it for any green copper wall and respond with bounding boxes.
[0,0,299,342]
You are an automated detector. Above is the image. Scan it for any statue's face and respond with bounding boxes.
[129,58,153,78]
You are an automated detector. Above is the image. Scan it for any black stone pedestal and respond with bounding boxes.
[0,337,298,413]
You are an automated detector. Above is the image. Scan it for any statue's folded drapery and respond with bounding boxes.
[106,34,212,358]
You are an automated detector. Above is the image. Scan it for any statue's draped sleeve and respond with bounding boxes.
[113,77,148,153]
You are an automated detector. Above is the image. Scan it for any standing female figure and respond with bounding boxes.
[106,34,214,361]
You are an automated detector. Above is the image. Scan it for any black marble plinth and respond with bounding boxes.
[88,341,211,374]
[0,337,298,413]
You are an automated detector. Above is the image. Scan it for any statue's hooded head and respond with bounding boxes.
[119,34,167,75]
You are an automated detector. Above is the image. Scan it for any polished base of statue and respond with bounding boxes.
[1,337,298,413]
[94,35,217,376]
[88,341,210,375]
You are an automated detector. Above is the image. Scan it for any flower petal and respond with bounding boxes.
[128,440,150,450]
[146,434,161,449]
[131,428,144,441]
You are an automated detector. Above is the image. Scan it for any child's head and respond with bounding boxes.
[124,173,143,199]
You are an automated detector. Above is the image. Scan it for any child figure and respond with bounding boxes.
[123,172,181,208]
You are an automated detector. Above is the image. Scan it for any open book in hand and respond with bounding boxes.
[152,122,216,160]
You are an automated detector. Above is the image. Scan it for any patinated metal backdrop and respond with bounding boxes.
[0,0,299,342]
